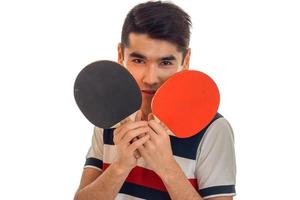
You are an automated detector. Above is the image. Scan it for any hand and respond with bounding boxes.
[112,110,150,172]
[138,113,177,177]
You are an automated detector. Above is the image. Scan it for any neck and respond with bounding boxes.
[141,107,151,121]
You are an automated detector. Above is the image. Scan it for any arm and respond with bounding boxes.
[74,163,131,200]
[138,118,204,200]
[160,160,203,200]
[159,163,233,200]
[160,118,236,200]
[152,157,233,200]
[139,115,236,200]
[74,165,234,200]
[195,118,236,199]
[74,111,150,200]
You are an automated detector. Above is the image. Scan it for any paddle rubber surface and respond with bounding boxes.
[74,60,142,128]
[151,70,220,138]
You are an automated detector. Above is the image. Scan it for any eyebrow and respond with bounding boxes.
[129,52,177,61]
[161,56,176,61]
[129,52,146,59]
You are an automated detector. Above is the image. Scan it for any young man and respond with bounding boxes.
[74,1,236,200]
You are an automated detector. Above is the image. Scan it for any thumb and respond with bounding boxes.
[159,121,169,131]
[135,110,142,121]
[149,113,169,131]
[147,113,154,121]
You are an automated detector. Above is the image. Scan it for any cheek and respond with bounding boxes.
[158,68,179,81]
[126,65,144,84]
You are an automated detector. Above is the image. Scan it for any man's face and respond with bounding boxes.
[118,33,190,117]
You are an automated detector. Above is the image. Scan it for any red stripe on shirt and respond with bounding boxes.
[103,163,198,192]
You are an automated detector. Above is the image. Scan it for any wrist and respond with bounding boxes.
[111,161,133,176]
[157,159,182,181]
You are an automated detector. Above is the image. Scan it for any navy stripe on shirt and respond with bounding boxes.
[84,157,103,169]
[120,181,171,200]
[170,112,223,159]
[199,185,236,198]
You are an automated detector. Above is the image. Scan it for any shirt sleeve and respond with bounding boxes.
[84,126,104,171]
[195,117,236,199]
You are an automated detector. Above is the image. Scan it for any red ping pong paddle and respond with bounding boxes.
[151,70,220,138]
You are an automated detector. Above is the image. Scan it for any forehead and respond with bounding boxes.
[125,33,182,60]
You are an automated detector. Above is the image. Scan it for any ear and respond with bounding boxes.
[182,48,191,70]
[117,43,123,65]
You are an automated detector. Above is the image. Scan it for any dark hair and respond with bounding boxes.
[121,1,192,55]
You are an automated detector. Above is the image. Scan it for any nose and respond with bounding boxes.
[142,64,159,86]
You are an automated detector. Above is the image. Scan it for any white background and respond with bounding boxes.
[0,0,299,199]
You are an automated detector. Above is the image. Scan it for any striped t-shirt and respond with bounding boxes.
[84,113,236,199]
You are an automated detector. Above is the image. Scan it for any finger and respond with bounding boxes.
[159,121,169,132]
[142,137,155,151]
[114,119,135,144]
[133,110,143,145]
[120,116,133,125]
[122,126,150,145]
[135,110,142,121]
[137,141,146,154]
[128,134,150,152]
[147,127,159,140]
[116,121,148,141]
[146,113,160,139]
[147,113,154,121]
[137,142,152,162]
[132,137,141,158]
[137,132,146,139]
[148,119,167,136]
[148,113,169,131]
[114,118,132,136]
[131,137,138,143]
[113,123,129,144]
[115,112,145,143]
[121,121,148,133]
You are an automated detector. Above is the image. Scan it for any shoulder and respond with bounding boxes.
[94,126,104,135]
[92,126,104,141]
[196,117,235,160]
[203,117,234,143]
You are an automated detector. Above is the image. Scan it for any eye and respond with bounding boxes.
[160,60,173,66]
[132,58,145,64]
